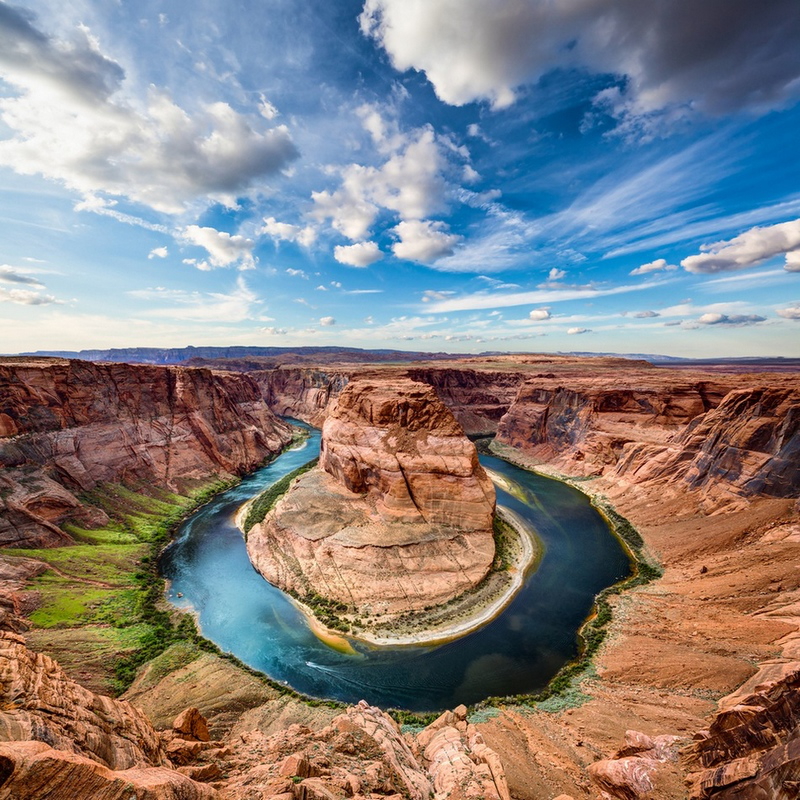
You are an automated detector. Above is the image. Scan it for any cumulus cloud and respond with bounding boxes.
[528,308,550,321]
[360,0,800,120]
[630,258,677,275]
[391,220,461,263]
[319,316,336,326]
[312,123,450,241]
[0,287,60,305]
[285,268,308,279]
[682,219,800,273]
[696,312,766,326]
[567,327,590,335]
[632,310,659,318]
[181,225,255,269]
[0,266,44,286]
[260,217,316,247]
[777,305,800,319]
[334,241,384,267]
[547,267,566,281]
[0,3,298,214]
[148,246,168,259]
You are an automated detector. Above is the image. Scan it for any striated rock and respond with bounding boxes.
[615,387,800,506]
[0,631,165,770]
[0,358,292,547]
[0,740,217,800]
[683,663,800,799]
[246,379,496,617]
[173,707,210,743]
[589,730,680,800]
[319,378,495,529]
[495,377,724,477]
[417,705,511,800]
[222,701,432,800]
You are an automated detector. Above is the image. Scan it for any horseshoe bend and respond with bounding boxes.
[0,353,799,800]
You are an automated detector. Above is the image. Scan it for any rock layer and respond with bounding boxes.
[246,379,496,616]
[0,358,293,547]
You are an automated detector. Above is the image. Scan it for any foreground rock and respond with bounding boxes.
[246,378,496,618]
[222,701,509,800]
[0,358,293,547]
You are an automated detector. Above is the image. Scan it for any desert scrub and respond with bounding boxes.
[243,458,318,533]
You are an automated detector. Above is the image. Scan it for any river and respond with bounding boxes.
[159,426,630,711]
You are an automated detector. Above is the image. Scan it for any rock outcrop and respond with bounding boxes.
[246,378,496,617]
[615,387,800,503]
[221,701,510,800]
[0,358,293,547]
[683,662,800,799]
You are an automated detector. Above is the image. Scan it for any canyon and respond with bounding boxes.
[0,353,798,799]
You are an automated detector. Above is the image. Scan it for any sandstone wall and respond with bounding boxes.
[0,359,293,547]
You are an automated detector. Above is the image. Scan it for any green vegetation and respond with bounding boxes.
[8,477,238,694]
[243,458,318,534]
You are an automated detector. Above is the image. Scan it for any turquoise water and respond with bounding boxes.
[160,427,630,711]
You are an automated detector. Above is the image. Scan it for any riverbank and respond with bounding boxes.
[234,496,540,648]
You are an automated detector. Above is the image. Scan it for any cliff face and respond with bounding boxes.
[246,378,496,617]
[494,374,800,502]
[613,386,800,503]
[254,365,526,435]
[494,378,722,476]
[0,359,293,547]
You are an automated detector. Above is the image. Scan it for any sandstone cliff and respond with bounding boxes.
[614,386,800,503]
[246,378,496,617]
[0,359,293,547]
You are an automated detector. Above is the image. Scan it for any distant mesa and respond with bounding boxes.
[245,378,497,621]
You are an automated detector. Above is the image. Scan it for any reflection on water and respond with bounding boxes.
[160,426,630,711]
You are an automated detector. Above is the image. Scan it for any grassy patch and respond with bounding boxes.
[243,458,318,534]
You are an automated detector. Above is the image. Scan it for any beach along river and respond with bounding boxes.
[159,426,630,711]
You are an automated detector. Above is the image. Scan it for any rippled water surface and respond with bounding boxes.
[160,426,630,710]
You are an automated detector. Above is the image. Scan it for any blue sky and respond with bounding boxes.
[1,0,800,357]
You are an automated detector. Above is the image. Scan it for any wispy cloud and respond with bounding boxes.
[422,280,674,313]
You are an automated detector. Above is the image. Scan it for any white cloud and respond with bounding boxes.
[786,251,800,272]
[148,246,168,259]
[319,316,336,326]
[129,276,258,322]
[391,219,461,263]
[567,327,590,335]
[360,0,800,119]
[262,326,287,335]
[632,310,659,318]
[777,305,800,319]
[548,267,566,281]
[0,266,44,287]
[423,279,670,313]
[0,287,61,305]
[630,258,677,275]
[0,6,298,214]
[528,308,550,321]
[260,217,316,247]
[334,241,384,267]
[682,219,800,273]
[181,225,255,269]
[696,312,766,326]
[311,119,452,241]
[285,268,308,279]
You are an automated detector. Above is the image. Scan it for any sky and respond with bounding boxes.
[1,0,800,358]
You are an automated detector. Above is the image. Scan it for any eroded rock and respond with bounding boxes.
[246,379,496,617]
